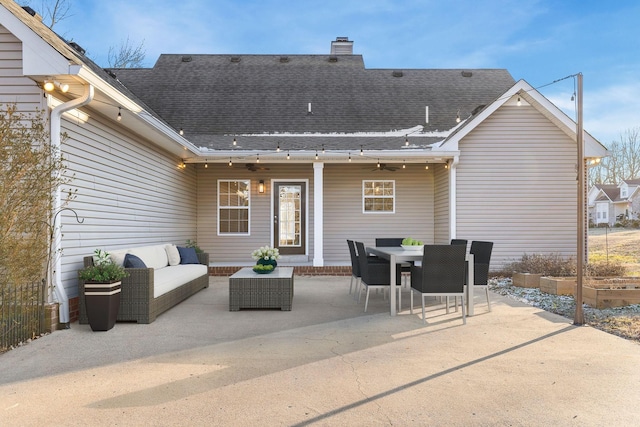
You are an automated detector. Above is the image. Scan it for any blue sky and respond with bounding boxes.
[37,0,640,145]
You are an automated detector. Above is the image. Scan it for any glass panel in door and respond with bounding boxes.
[274,182,305,255]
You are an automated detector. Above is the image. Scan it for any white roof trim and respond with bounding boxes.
[439,79,609,159]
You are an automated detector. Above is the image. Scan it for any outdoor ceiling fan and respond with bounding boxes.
[242,163,270,172]
[364,163,398,172]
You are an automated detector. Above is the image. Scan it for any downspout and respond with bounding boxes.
[449,156,460,240]
[50,84,94,325]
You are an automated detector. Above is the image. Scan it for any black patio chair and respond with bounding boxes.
[450,239,468,248]
[410,244,467,324]
[467,240,494,312]
[355,241,402,312]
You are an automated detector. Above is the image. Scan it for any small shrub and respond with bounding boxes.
[503,253,576,277]
[586,261,627,277]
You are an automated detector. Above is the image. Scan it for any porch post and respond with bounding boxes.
[448,156,459,240]
[313,162,324,266]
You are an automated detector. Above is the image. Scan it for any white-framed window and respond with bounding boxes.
[363,180,395,213]
[218,180,250,235]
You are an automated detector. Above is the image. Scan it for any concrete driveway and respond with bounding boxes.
[1,276,639,426]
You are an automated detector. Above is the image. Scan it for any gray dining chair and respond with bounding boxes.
[355,241,402,312]
[410,244,467,324]
[450,239,468,249]
[375,237,411,286]
[467,240,494,312]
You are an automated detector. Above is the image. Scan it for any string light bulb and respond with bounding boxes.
[179,127,184,135]
[117,107,122,122]
[360,145,364,156]
[315,150,319,160]
[517,96,522,106]
[287,150,290,160]
[405,135,409,146]
[228,158,233,167]
[403,161,406,169]
[322,144,325,154]
[455,109,461,123]
[204,160,208,168]
[377,159,381,168]
[232,137,237,146]
[277,143,281,152]
[348,152,351,162]
[43,80,55,92]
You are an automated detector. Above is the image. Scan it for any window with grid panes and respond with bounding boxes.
[218,180,250,234]
[363,180,395,213]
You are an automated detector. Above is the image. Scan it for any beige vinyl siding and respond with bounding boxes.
[0,25,44,112]
[323,164,435,265]
[433,165,450,243]
[456,105,577,270]
[197,163,314,263]
[60,116,197,298]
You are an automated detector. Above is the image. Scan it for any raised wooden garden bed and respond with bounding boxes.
[583,278,640,309]
[539,277,576,295]
[538,277,640,308]
[512,273,542,288]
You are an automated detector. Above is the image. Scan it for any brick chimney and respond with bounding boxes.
[330,37,354,55]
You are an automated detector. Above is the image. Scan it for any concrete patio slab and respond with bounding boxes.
[1,276,639,426]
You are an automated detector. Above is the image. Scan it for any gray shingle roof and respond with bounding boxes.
[110,53,515,151]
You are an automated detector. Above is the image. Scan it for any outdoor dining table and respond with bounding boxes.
[365,246,475,317]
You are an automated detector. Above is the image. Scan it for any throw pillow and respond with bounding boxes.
[124,253,147,268]
[177,246,200,264]
[165,244,181,266]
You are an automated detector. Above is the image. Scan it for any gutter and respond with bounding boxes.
[50,84,94,326]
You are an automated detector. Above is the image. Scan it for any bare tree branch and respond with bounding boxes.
[108,37,146,68]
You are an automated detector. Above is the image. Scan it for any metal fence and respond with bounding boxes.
[1,280,46,353]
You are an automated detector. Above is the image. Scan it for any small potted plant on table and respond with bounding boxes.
[251,245,280,274]
[78,249,128,331]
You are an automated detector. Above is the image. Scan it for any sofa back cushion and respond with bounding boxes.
[165,244,181,266]
[177,246,200,264]
[123,253,147,268]
[109,249,129,267]
[128,245,169,270]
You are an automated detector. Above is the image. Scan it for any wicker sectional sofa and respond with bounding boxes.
[79,244,210,324]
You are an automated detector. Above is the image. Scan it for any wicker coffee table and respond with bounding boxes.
[229,267,294,311]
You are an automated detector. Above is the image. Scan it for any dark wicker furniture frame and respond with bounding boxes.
[79,252,209,324]
[229,267,294,311]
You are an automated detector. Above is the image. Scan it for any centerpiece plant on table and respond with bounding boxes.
[251,245,280,272]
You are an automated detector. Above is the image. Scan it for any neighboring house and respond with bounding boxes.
[588,179,640,226]
[0,0,608,323]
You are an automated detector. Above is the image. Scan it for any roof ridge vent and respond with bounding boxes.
[68,41,86,55]
[279,56,290,63]
[328,56,338,63]
[230,56,241,63]
[182,56,192,62]
[392,70,403,77]
[21,6,41,20]
[461,70,473,77]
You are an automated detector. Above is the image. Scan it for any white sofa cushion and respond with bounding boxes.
[109,249,129,267]
[165,244,181,266]
[128,245,169,270]
[154,264,208,298]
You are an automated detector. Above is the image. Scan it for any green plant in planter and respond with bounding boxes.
[78,249,129,283]
[185,239,203,254]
